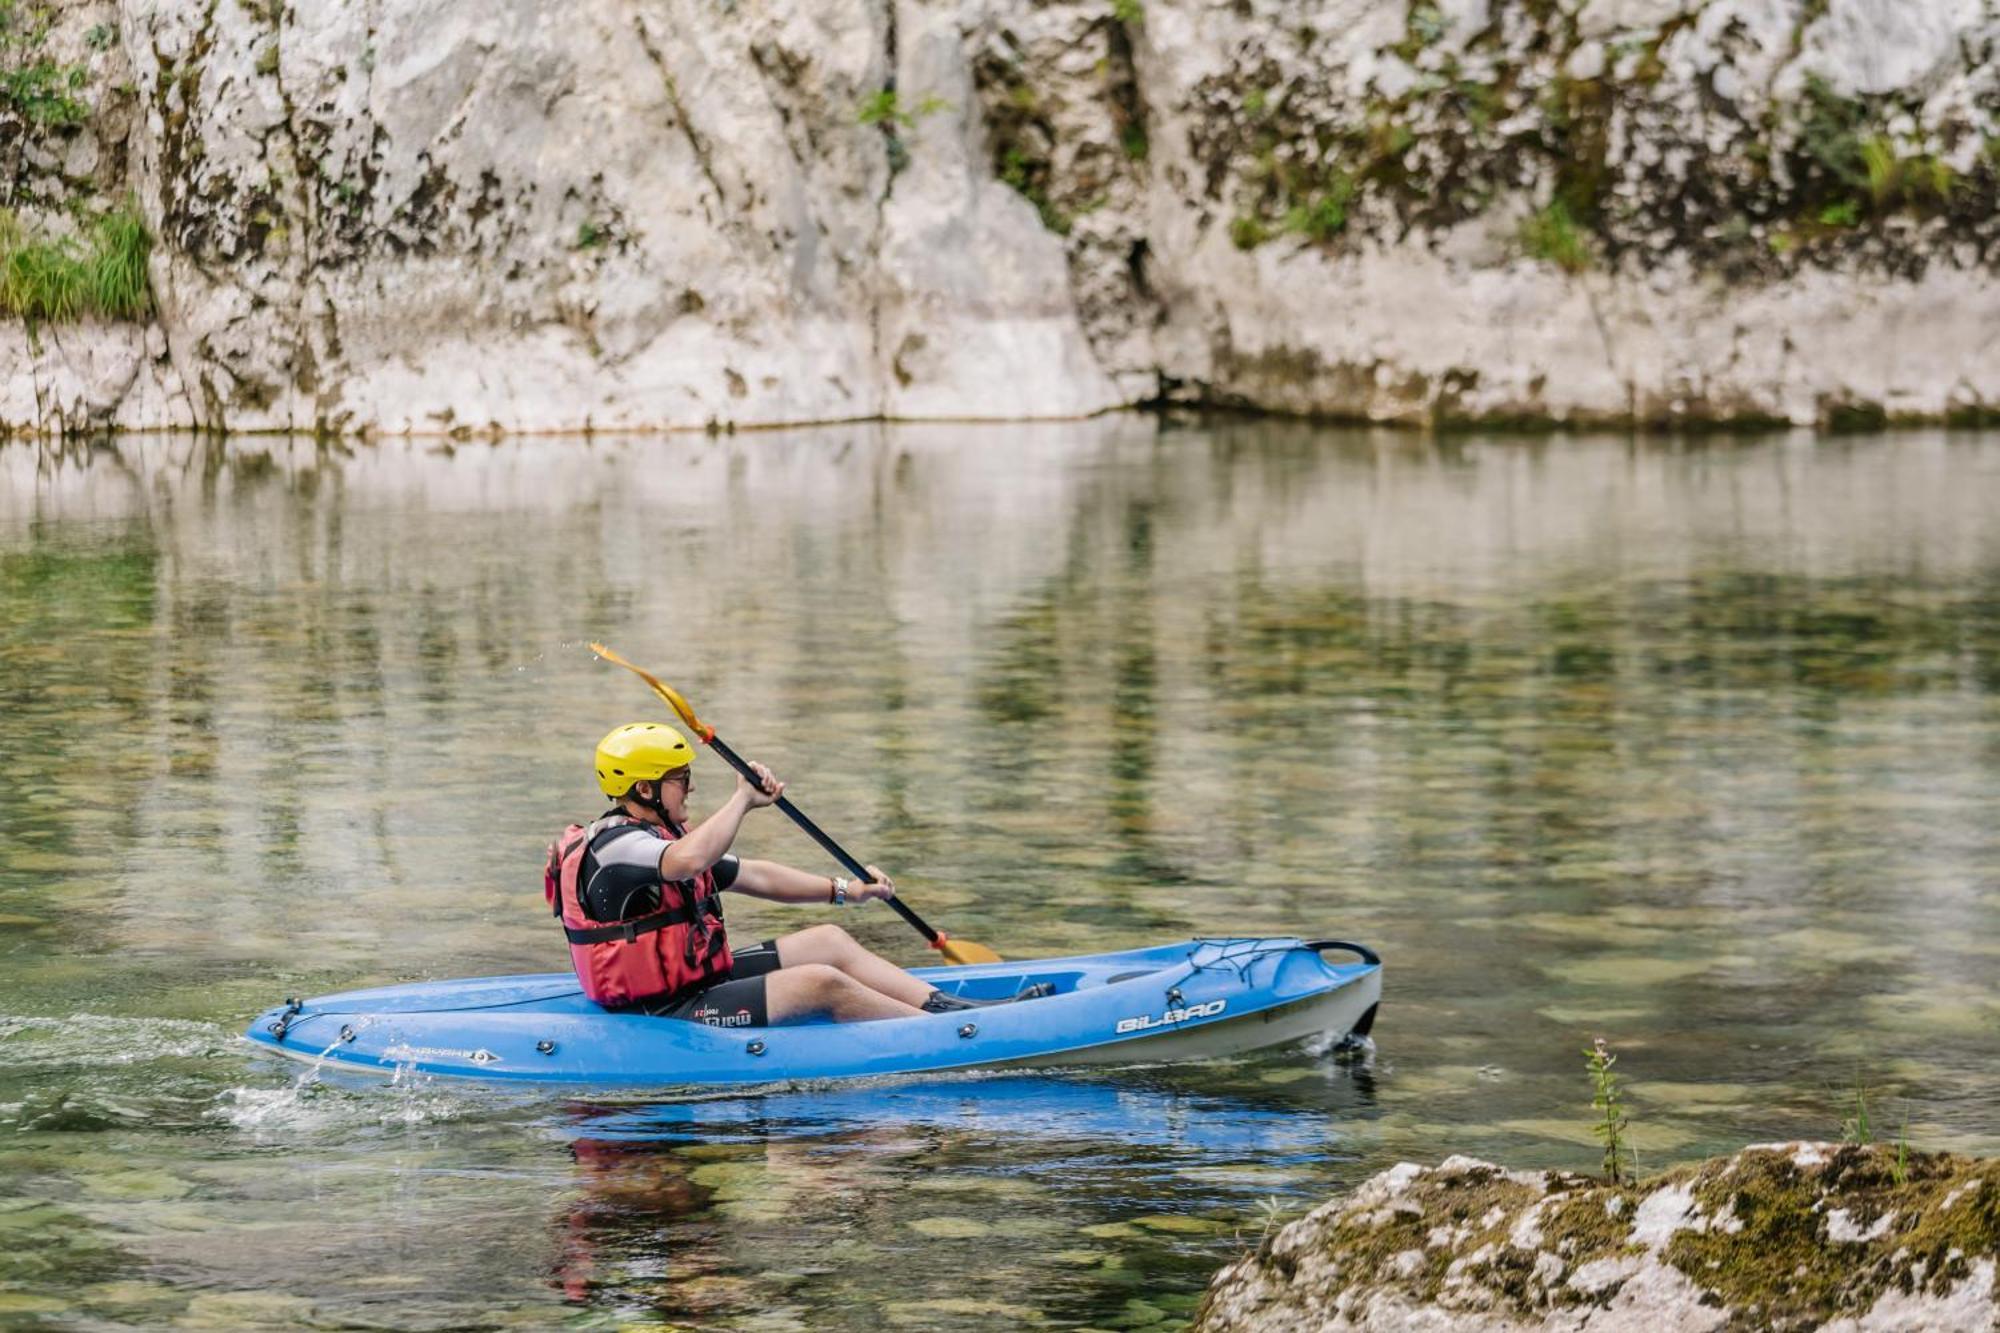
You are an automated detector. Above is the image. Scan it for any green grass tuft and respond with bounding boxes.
[0,206,154,323]
[1283,187,1351,242]
[1840,1076,1874,1145]
[1229,215,1269,250]
[999,145,1068,234]
[86,209,151,315]
[1519,199,1592,272]
[1860,135,1898,207]
[1861,135,1954,210]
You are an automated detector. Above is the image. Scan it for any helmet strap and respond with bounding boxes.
[632,781,681,835]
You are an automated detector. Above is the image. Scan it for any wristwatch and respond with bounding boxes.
[830,876,849,906]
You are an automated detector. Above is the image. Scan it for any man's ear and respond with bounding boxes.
[632,780,654,802]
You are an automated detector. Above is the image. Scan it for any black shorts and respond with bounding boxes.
[649,940,783,1028]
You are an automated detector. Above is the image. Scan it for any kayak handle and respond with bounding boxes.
[1305,939,1381,966]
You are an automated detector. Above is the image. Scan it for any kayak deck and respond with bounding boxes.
[244,937,1381,1087]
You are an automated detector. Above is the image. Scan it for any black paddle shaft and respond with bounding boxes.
[704,734,945,946]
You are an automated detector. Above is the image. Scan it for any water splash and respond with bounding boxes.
[211,1075,483,1136]
[214,1020,487,1134]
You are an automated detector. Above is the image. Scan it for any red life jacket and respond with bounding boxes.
[544,815,733,1008]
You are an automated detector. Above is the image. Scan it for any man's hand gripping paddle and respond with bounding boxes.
[588,642,1003,965]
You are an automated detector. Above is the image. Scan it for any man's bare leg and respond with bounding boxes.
[775,923,935,1008]
[763,962,926,1023]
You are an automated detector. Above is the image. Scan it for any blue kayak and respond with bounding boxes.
[243,937,1381,1087]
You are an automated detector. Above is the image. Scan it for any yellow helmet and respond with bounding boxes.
[595,722,696,798]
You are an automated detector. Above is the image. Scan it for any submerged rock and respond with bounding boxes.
[1193,1144,2000,1331]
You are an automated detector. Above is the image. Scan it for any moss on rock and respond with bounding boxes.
[1177,2,1999,278]
[1195,1144,2000,1332]
[1669,1144,2000,1326]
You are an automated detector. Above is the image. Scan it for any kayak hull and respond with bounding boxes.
[243,937,1381,1088]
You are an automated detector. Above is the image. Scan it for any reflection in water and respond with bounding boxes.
[564,1071,1371,1154]
[552,1070,1375,1327]
[2,424,1997,1327]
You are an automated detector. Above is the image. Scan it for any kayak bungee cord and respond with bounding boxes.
[1168,938,1303,1007]
[587,642,1003,966]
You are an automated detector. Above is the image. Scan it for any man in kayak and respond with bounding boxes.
[546,722,1013,1027]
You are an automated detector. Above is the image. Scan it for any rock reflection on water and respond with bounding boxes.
[1,423,1997,1327]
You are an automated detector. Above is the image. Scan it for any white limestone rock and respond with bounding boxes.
[1192,1144,2000,1333]
[5,0,2000,436]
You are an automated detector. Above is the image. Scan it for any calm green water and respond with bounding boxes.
[2,423,1997,1330]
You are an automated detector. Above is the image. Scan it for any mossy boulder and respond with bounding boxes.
[1194,1144,2000,1331]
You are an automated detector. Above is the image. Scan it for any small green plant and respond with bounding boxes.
[1793,78,1954,221]
[998,145,1067,234]
[1408,3,1446,46]
[1890,1106,1910,1185]
[1229,214,1268,250]
[855,89,950,130]
[1,0,91,128]
[1799,75,1871,195]
[1860,135,1897,205]
[1840,1075,1873,1145]
[575,220,605,249]
[855,89,898,126]
[1520,199,1591,272]
[1455,79,1502,134]
[1283,173,1354,242]
[0,205,153,322]
[1110,0,1143,24]
[1369,120,1414,161]
[1915,157,1954,202]
[1584,1036,1630,1184]
[254,42,278,77]
[1120,121,1148,161]
[1246,1194,1300,1244]
[1861,134,1954,209]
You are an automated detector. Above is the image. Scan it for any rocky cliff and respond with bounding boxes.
[3,0,1997,435]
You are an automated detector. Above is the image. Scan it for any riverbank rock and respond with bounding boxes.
[5,0,2000,434]
[1193,1144,2000,1332]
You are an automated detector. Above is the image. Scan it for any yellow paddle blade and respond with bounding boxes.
[937,937,1003,965]
[589,641,712,741]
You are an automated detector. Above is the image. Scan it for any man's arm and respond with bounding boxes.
[657,766,781,880]
[657,792,754,880]
[728,859,896,904]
